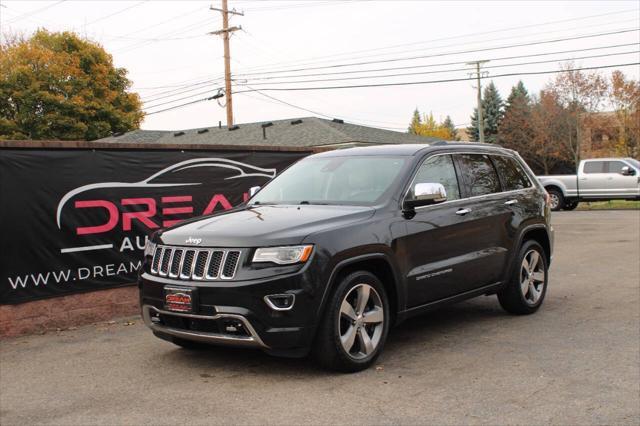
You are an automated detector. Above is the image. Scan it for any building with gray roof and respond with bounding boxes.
[95,117,440,148]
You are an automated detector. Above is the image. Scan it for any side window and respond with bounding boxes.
[455,154,501,197]
[408,154,460,201]
[605,161,626,174]
[583,161,605,174]
[492,155,532,191]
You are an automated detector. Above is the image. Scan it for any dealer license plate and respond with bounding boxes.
[164,286,194,313]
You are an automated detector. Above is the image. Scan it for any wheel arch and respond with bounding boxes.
[316,254,403,327]
[512,225,552,271]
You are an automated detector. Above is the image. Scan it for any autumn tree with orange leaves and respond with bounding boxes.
[0,30,143,141]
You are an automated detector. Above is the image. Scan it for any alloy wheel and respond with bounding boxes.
[520,249,546,305]
[338,283,385,360]
[549,193,560,210]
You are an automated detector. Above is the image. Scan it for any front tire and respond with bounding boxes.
[563,199,579,210]
[547,188,564,211]
[314,271,390,372]
[498,240,548,315]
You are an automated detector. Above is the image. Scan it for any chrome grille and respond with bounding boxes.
[206,251,224,279]
[150,245,242,281]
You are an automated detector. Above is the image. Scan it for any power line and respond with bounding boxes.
[234,28,640,76]
[115,16,214,54]
[236,50,639,86]
[231,62,640,93]
[6,0,66,24]
[239,90,410,130]
[85,0,148,26]
[235,42,640,81]
[139,46,639,102]
[144,63,640,115]
[229,8,639,74]
[144,87,224,110]
[142,79,225,104]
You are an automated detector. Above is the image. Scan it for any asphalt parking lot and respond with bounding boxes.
[1,210,639,425]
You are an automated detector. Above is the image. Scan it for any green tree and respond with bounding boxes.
[442,115,458,140]
[0,30,143,141]
[408,108,422,134]
[498,81,534,154]
[467,81,504,143]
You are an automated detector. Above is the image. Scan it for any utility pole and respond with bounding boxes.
[467,60,490,143]
[209,0,243,127]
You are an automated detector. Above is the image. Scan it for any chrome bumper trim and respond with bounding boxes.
[142,305,268,349]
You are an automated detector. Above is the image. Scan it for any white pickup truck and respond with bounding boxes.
[538,158,640,211]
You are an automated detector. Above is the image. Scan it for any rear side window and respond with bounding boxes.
[455,154,501,197]
[409,154,460,201]
[492,155,531,191]
[584,161,606,173]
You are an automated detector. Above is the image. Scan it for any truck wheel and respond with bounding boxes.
[546,188,563,211]
[314,271,390,372]
[563,200,579,210]
[498,240,548,315]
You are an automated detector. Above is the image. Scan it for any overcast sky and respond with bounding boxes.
[1,0,639,132]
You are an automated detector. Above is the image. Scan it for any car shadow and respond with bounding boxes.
[155,296,506,376]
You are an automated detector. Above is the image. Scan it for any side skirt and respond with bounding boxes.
[395,281,504,324]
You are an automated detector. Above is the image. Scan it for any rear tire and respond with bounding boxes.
[563,199,579,210]
[498,240,548,315]
[547,188,564,211]
[314,270,390,372]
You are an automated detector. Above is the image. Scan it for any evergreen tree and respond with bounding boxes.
[467,81,504,143]
[442,115,458,140]
[482,82,504,143]
[467,108,480,141]
[498,81,534,154]
[408,108,422,134]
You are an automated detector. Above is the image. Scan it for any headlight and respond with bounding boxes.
[144,240,156,257]
[252,245,313,265]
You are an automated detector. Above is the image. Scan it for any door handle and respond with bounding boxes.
[456,208,472,216]
[504,199,518,206]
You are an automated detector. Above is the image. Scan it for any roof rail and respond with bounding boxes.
[173,131,185,137]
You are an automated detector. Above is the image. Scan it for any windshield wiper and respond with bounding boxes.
[299,201,329,205]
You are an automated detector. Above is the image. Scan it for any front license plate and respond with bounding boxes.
[164,286,194,313]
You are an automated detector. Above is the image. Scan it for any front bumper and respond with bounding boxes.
[139,267,321,355]
[142,305,268,348]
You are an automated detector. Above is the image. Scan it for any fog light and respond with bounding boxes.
[264,294,295,311]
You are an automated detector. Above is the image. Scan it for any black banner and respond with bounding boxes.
[0,148,306,304]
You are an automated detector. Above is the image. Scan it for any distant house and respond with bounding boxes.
[95,117,440,148]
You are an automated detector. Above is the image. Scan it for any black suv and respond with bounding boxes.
[139,143,553,372]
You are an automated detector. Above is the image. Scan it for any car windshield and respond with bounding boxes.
[626,158,640,169]
[250,155,408,206]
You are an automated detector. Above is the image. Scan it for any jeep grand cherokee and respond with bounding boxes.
[139,142,554,372]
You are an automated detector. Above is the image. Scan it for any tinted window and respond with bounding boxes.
[605,161,627,173]
[584,161,605,173]
[492,155,531,191]
[456,154,501,196]
[408,154,460,201]
[251,156,407,206]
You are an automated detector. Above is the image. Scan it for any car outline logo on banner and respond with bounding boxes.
[56,158,277,229]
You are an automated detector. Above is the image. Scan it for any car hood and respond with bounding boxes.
[157,204,375,247]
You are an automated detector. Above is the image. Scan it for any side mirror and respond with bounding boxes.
[621,166,635,176]
[403,183,447,211]
[249,186,261,197]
